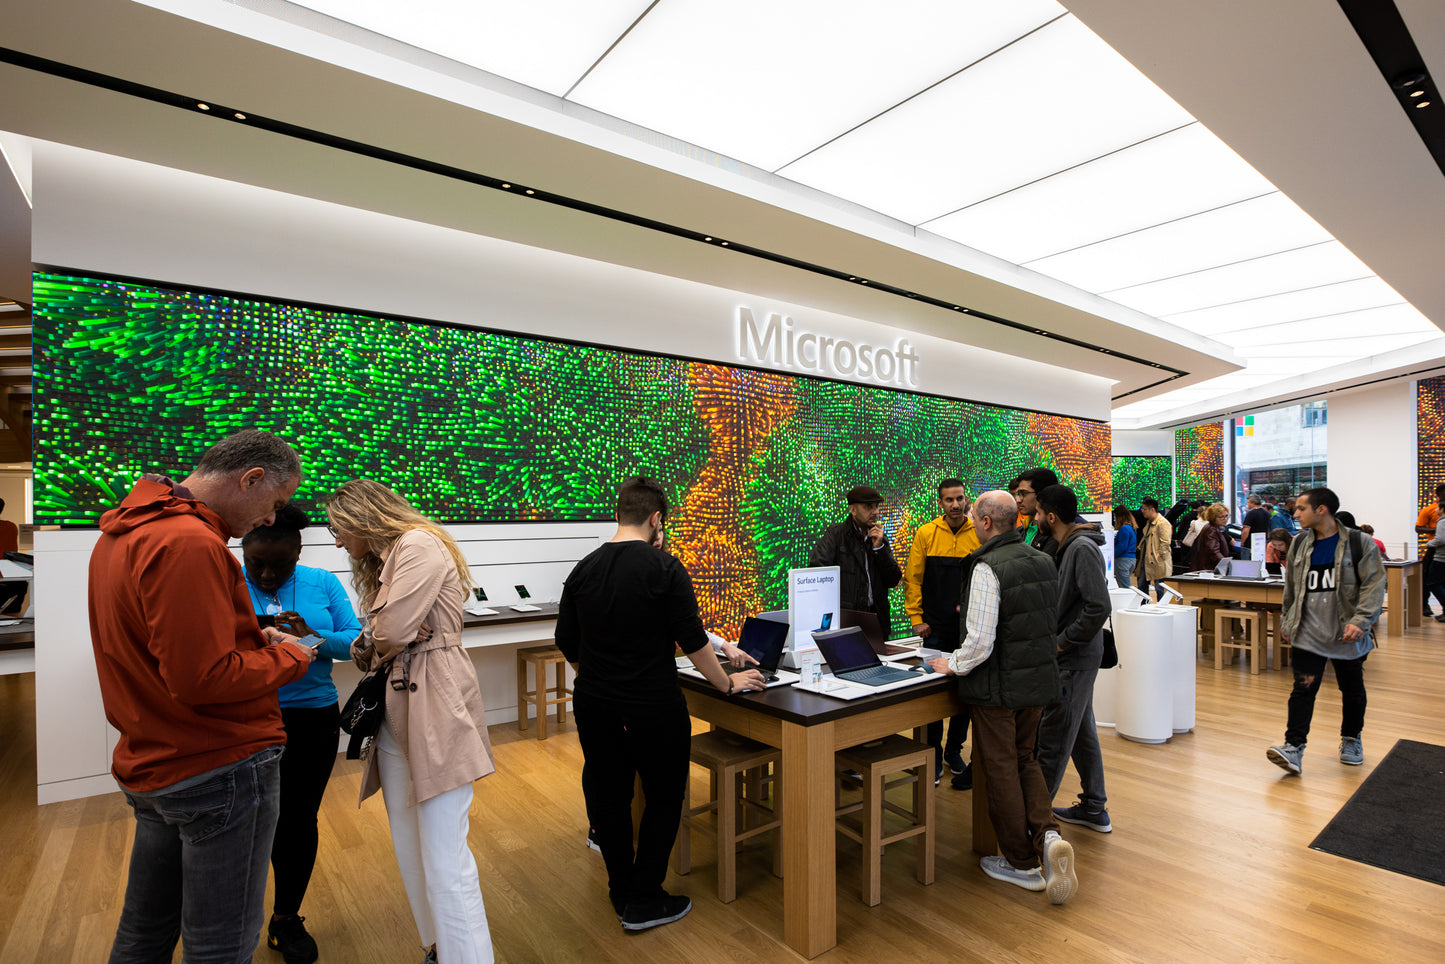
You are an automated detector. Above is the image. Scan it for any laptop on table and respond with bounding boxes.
[811,627,919,686]
[679,616,799,688]
[840,609,917,656]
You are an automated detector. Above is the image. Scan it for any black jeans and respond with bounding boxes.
[573,693,691,910]
[271,704,341,917]
[1284,648,1368,747]
[926,710,970,762]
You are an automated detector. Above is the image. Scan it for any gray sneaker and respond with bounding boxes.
[1267,742,1304,775]
[980,855,1045,892]
[1042,830,1078,905]
[1340,736,1364,766]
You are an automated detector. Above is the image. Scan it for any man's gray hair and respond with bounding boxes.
[1247,493,1262,505]
[194,429,301,484]
[975,490,1019,530]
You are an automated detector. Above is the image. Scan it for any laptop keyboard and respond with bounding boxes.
[839,664,917,685]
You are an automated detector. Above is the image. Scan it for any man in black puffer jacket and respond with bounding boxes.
[808,485,902,632]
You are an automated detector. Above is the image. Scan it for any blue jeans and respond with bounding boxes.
[1113,556,1136,589]
[109,745,284,964]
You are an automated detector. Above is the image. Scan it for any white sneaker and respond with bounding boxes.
[980,854,1045,892]
[1042,830,1078,905]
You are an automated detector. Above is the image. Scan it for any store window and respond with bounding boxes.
[1233,403,1327,519]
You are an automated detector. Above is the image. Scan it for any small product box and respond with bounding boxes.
[797,649,824,686]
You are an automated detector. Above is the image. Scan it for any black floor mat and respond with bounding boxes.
[1309,739,1445,886]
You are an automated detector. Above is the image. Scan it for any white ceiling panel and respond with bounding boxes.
[1104,242,1373,318]
[1225,304,1437,346]
[287,0,652,95]
[1025,193,1333,292]
[1161,277,1404,335]
[924,123,1275,263]
[569,0,1064,172]
[1234,332,1436,358]
[777,14,1193,224]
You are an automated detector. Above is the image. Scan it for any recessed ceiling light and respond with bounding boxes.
[704,237,713,242]
[197,103,209,110]
[525,189,535,194]
[721,241,729,246]
[234,112,246,120]
[859,279,867,284]
[1415,100,1431,108]
[1411,89,1426,97]
[501,183,511,188]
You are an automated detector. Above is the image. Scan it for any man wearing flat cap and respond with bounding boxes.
[808,485,903,633]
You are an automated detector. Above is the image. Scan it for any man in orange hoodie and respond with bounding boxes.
[89,429,316,963]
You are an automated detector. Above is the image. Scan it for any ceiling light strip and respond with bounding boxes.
[0,44,1186,384]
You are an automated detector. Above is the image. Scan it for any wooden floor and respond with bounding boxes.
[3,623,1445,963]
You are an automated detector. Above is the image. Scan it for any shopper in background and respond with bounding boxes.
[1110,506,1137,590]
[89,429,314,963]
[1189,503,1232,571]
[558,477,765,932]
[808,484,902,633]
[1138,498,1174,599]
[328,479,496,964]
[1357,524,1387,559]
[1416,484,1445,618]
[1240,494,1273,560]
[1270,495,1300,536]
[1034,485,1112,836]
[0,497,25,614]
[927,491,1076,905]
[1267,487,1385,775]
[1422,514,1445,622]
[903,478,979,788]
[241,504,361,964]
[1015,468,1076,557]
[1265,529,1292,567]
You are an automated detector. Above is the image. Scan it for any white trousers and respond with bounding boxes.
[376,725,494,964]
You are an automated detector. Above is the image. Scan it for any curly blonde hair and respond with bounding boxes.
[323,479,471,605]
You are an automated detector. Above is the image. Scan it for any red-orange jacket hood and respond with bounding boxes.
[98,475,233,541]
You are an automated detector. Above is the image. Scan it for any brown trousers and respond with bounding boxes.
[970,704,1059,870]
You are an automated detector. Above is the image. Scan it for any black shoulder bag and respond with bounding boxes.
[341,658,395,760]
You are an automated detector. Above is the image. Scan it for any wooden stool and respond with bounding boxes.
[515,645,570,740]
[834,735,935,907]
[674,730,782,903]
[1214,608,1264,674]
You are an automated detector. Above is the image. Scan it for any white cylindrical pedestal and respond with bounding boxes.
[1113,608,1175,744]
[1143,604,1198,733]
[1096,588,1139,728]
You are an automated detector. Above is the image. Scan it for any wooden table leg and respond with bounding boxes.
[970,742,997,857]
[781,719,835,959]
[1407,565,1423,630]
[1386,566,1404,639]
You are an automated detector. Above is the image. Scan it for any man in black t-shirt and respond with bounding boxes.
[556,477,763,934]
[1240,494,1272,560]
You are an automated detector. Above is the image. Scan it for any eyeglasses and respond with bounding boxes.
[326,524,340,538]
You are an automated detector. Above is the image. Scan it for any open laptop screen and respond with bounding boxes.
[812,627,879,675]
[737,617,789,671]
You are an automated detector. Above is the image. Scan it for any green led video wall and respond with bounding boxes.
[34,270,1110,634]
[1111,456,1171,512]
[1174,423,1223,503]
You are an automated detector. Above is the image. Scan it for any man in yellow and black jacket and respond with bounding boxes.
[905,478,980,788]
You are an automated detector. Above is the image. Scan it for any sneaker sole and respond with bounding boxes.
[980,860,1046,892]
[621,901,692,932]
[1340,756,1364,766]
[1054,812,1112,833]
[1044,837,1078,906]
[1266,747,1302,775]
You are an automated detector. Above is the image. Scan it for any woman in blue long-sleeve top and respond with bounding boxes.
[242,504,361,964]
[1112,506,1139,590]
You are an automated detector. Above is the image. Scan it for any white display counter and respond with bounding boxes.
[1112,607,1175,744]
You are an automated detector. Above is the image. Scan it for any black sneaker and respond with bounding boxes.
[1053,803,1111,833]
[586,827,602,853]
[267,915,318,964]
[950,764,973,791]
[934,759,943,786]
[418,946,437,964]
[943,748,967,774]
[621,893,692,932]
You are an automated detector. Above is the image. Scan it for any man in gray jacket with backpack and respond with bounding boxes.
[1033,484,1113,834]
[1267,486,1385,775]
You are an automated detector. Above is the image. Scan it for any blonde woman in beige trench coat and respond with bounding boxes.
[327,479,495,964]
